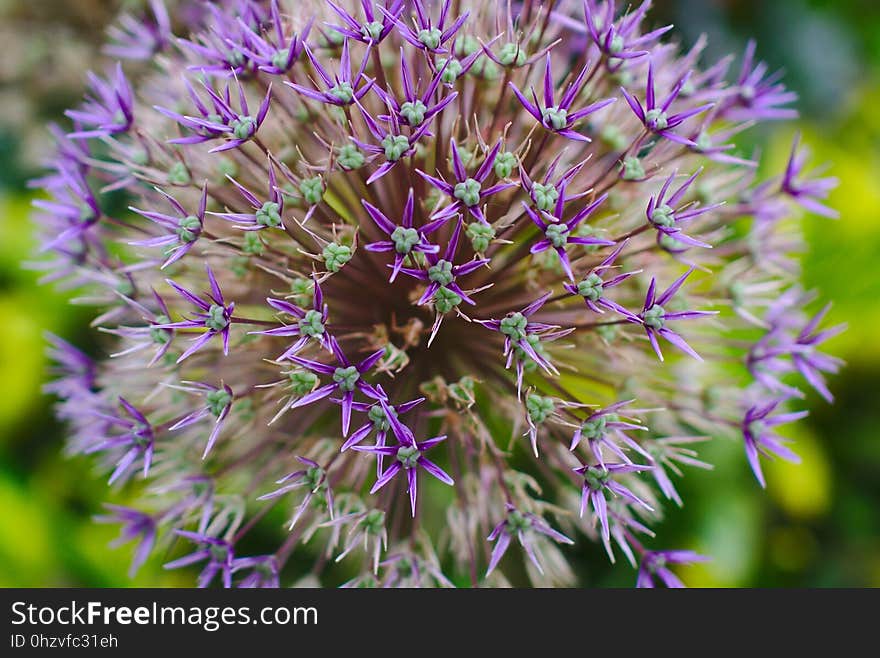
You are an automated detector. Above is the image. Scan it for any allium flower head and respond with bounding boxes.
[36,0,843,588]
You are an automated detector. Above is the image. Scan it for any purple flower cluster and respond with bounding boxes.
[35,0,841,588]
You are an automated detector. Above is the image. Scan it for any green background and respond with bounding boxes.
[0,0,877,587]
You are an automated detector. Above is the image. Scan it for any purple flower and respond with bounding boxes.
[129,183,208,268]
[523,194,615,281]
[563,240,641,315]
[287,338,385,436]
[258,456,334,529]
[159,264,235,362]
[165,530,235,589]
[362,188,446,281]
[66,64,134,139]
[636,549,709,588]
[398,219,489,311]
[104,0,172,61]
[94,505,157,577]
[646,169,722,249]
[354,399,453,516]
[569,400,648,463]
[418,140,517,225]
[326,0,404,45]
[510,55,617,141]
[376,50,458,128]
[86,397,155,485]
[720,40,798,122]
[561,0,672,65]
[575,462,653,543]
[629,268,717,361]
[742,398,807,487]
[157,76,272,153]
[648,436,712,506]
[351,97,433,184]
[251,277,330,359]
[231,555,280,588]
[33,167,101,251]
[790,304,846,402]
[105,290,175,366]
[340,389,425,468]
[620,61,713,146]
[43,332,97,400]
[286,39,373,107]
[781,135,839,219]
[177,3,263,77]
[169,381,235,458]
[386,0,468,54]
[210,165,287,231]
[237,1,312,74]
[486,505,574,576]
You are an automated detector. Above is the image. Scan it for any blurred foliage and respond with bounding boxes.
[0,0,878,587]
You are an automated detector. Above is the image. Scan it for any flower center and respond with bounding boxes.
[645,108,669,131]
[396,445,421,468]
[362,21,384,42]
[643,304,666,330]
[381,134,411,161]
[541,106,569,130]
[500,312,528,341]
[329,81,355,103]
[298,309,325,338]
[532,183,559,211]
[230,115,257,140]
[417,28,442,50]
[391,226,420,254]
[333,366,360,392]
[205,304,229,332]
[400,100,428,126]
[545,222,570,248]
[428,259,454,285]
[176,215,201,243]
[256,201,282,227]
[453,178,482,207]
[577,273,604,300]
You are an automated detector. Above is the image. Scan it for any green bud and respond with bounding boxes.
[337,143,365,170]
[231,115,257,140]
[498,42,527,67]
[300,177,324,205]
[493,151,517,178]
[168,162,191,186]
[333,365,360,391]
[206,388,232,417]
[243,231,264,255]
[322,242,352,272]
[600,124,627,151]
[643,304,666,330]
[577,273,604,300]
[400,99,428,126]
[256,201,282,227]
[620,156,645,181]
[650,204,675,228]
[396,445,420,468]
[545,222,570,248]
[453,178,482,207]
[532,183,559,211]
[644,108,668,130]
[500,312,528,341]
[391,226,420,254]
[298,309,325,338]
[584,466,610,491]
[439,57,463,84]
[329,81,354,103]
[368,403,397,431]
[526,393,555,424]
[542,106,568,130]
[205,304,229,332]
[466,222,495,252]
[362,21,384,41]
[433,286,462,314]
[289,370,318,395]
[176,215,201,243]
[428,259,454,285]
[417,28,442,50]
[381,134,410,161]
